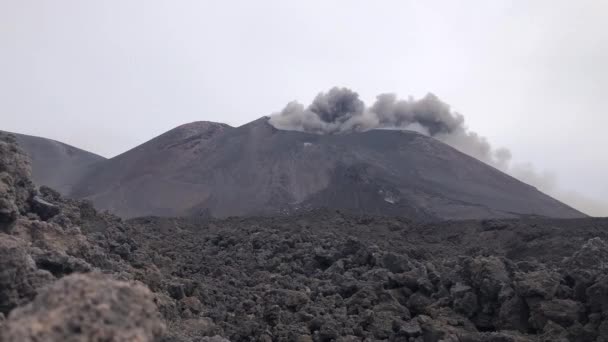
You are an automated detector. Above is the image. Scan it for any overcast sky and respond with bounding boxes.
[1,1,606,215]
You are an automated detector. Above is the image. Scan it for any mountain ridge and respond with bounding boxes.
[4,119,585,219]
[73,118,585,219]
[1,131,106,194]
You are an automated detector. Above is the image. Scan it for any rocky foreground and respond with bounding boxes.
[1,131,608,341]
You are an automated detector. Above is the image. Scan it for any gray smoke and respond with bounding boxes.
[270,87,506,166]
[271,88,367,135]
[269,87,604,216]
[271,88,466,135]
[273,88,465,135]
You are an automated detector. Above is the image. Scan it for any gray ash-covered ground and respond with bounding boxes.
[1,131,608,341]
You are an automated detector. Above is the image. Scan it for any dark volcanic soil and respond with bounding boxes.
[67,118,583,220]
[1,131,608,342]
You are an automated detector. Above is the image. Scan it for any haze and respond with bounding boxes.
[1,0,606,216]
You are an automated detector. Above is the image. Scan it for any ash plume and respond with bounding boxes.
[269,87,604,216]
[269,87,507,166]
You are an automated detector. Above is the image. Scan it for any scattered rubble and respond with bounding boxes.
[1,131,607,341]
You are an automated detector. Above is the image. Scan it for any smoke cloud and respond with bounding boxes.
[269,87,604,216]
[271,88,466,136]
[269,87,508,167]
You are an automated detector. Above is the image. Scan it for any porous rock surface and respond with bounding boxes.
[1,273,165,342]
[0,133,34,226]
[124,214,608,342]
[0,132,165,341]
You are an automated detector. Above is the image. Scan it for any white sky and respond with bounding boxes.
[1,0,606,215]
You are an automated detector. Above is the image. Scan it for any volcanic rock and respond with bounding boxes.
[1,125,607,341]
[0,273,165,342]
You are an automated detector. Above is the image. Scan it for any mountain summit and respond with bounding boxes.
[26,117,579,220]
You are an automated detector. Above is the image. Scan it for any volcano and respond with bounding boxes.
[25,117,578,220]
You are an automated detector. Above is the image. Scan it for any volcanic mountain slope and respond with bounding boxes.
[70,118,584,219]
[2,131,106,194]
